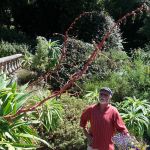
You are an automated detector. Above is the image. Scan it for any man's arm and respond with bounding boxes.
[80,107,93,144]
[113,108,129,135]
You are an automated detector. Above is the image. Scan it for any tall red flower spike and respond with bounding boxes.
[4,3,149,120]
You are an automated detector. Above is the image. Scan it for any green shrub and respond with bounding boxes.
[49,38,94,90]
[123,50,150,100]
[144,42,150,54]
[50,40,126,90]
[38,94,88,150]
[72,11,124,50]
[0,40,29,57]
[16,69,37,85]
[87,49,129,80]
[50,41,126,91]
[32,36,61,74]
[80,49,130,101]
[82,49,150,101]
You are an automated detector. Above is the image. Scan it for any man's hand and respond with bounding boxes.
[126,133,130,137]
[122,132,130,137]
[87,134,93,145]
[83,128,93,145]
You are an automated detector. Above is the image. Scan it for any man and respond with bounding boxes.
[80,87,129,150]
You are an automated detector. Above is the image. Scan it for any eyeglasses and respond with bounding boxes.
[100,92,109,97]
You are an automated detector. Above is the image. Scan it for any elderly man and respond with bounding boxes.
[80,87,129,150]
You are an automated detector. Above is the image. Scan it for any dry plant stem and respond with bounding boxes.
[3,4,148,120]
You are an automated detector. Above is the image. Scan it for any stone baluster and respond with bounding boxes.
[16,58,20,69]
[11,60,15,72]
[8,61,13,74]
[0,63,4,74]
[5,62,9,74]
[0,54,23,74]
[14,59,17,70]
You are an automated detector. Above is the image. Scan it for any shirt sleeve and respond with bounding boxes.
[80,106,91,129]
[113,108,128,134]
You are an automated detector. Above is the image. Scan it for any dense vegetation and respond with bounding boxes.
[0,0,150,149]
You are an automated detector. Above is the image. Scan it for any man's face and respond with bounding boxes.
[99,90,112,104]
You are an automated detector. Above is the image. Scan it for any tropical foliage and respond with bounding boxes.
[30,89,63,133]
[114,97,150,138]
[0,74,53,149]
[32,36,61,73]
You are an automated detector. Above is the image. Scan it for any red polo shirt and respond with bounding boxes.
[80,103,128,150]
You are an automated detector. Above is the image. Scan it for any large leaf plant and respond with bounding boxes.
[0,74,50,149]
[114,96,150,138]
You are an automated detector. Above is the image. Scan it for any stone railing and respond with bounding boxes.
[0,54,23,74]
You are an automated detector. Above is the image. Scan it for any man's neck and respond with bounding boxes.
[98,103,109,112]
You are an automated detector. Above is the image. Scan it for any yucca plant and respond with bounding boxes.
[0,74,50,149]
[47,39,61,69]
[21,52,33,69]
[39,99,63,132]
[114,97,150,138]
[31,89,63,132]
[32,37,61,73]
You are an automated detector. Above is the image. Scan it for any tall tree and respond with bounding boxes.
[10,0,101,36]
[0,0,12,27]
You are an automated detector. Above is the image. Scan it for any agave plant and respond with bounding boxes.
[114,97,150,138]
[0,74,50,149]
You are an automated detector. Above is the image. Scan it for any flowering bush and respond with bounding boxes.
[112,133,149,150]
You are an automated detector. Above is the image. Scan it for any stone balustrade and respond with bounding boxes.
[0,54,23,74]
